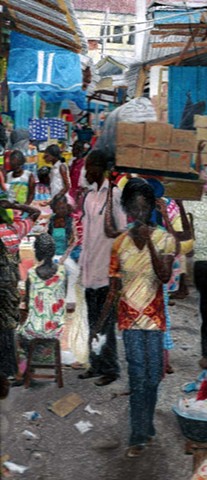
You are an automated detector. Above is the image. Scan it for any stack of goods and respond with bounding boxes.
[116,121,197,175]
[29,118,66,142]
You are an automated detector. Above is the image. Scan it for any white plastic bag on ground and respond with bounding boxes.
[67,282,89,364]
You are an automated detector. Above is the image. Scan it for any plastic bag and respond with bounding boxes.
[95,97,157,161]
[67,282,89,364]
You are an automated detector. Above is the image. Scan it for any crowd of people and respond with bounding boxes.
[0,139,206,457]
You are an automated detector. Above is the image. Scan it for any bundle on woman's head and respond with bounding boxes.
[121,177,156,212]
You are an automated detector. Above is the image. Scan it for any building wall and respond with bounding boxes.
[75,11,136,63]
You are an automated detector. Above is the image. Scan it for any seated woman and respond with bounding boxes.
[15,233,66,384]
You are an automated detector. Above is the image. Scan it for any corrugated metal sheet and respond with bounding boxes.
[127,21,207,98]
[142,30,204,63]
[0,0,88,53]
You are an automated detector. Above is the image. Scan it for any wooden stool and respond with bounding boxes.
[24,338,63,389]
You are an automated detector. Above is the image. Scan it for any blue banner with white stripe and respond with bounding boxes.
[7,32,86,108]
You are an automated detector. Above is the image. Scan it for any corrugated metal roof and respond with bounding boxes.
[142,31,202,63]
[127,19,207,98]
[0,0,87,53]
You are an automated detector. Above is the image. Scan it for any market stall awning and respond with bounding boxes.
[0,0,86,53]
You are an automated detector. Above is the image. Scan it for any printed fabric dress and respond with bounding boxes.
[109,227,176,332]
[18,265,66,340]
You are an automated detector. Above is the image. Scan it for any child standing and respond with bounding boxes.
[7,150,35,205]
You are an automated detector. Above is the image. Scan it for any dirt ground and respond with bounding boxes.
[0,283,204,480]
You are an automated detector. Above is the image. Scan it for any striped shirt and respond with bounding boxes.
[0,218,34,254]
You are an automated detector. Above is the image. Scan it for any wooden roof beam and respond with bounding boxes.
[25,0,66,14]
[175,25,203,66]
[153,23,207,30]
[145,45,207,68]
[56,0,80,48]
[151,30,206,36]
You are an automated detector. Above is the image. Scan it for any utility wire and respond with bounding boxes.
[81,9,207,41]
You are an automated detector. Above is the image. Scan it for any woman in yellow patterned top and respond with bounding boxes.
[93,178,177,457]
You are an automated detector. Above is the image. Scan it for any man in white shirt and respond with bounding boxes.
[78,150,126,386]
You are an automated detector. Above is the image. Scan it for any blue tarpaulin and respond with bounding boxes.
[7,32,86,109]
[168,67,207,128]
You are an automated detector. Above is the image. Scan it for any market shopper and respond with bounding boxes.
[69,140,85,201]
[48,194,88,368]
[48,194,82,314]
[15,233,66,384]
[194,261,207,370]
[78,150,126,387]
[0,199,40,379]
[92,178,176,455]
[155,196,194,374]
[44,144,70,201]
[48,195,74,259]
[7,150,35,204]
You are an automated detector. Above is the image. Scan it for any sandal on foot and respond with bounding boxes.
[71,362,84,370]
[125,445,145,457]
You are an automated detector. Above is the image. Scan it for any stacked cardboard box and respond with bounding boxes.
[116,121,197,174]
[116,123,144,168]
[194,114,207,167]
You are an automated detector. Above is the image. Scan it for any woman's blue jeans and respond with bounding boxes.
[123,329,164,446]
